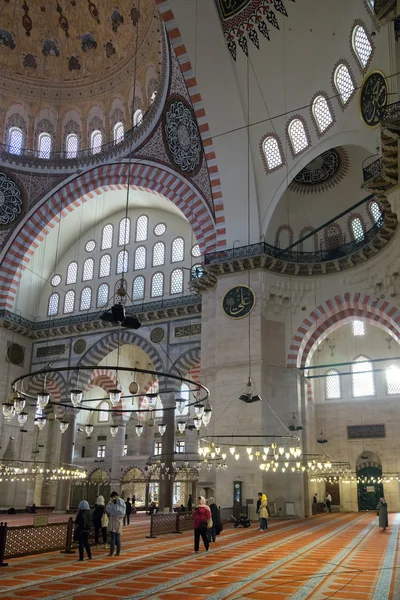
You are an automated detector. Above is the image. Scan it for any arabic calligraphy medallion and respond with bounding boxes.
[222,284,256,319]
[359,70,388,129]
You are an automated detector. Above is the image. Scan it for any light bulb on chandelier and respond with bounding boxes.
[135,424,143,437]
[37,392,50,409]
[158,423,166,436]
[59,421,69,433]
[109,389,122,407]
[110,425,119,437]
[18,412,28,426]
[85,424,94,436]
[70,389,83,407]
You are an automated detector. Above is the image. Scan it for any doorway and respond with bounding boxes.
[356,451,383,511]
[326,481,340,507]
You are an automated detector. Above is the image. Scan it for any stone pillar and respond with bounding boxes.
[54,411,76,513]
[299,373,309,517]
[110,417,127,495]
[158,389,177,511]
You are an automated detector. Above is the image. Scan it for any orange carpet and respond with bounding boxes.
[0,512,398,600]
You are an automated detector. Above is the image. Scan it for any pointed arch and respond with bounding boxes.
[86,368,122,393]
[170,347,201,378]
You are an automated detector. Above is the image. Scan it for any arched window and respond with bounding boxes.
[151,272,164,297]
[38,132,52,159]
[312,95,333,134]
[171,237,184,262]
[262,135,283,170]
[118,217,130,246]
[91,130,102,154]
[80,287,92,311]
[351,217,364,242]
[352,320,365,336]
[369,201,382,224]
[114,122,124,144]
[191,244,201,258]
[152,242,165,267]
[288,118,309,155]
[48,293,59,316]
[97,283,109,307]
[83,258,94,281]
[64,290,75,314]
[386,365,400,395]
[325,369,341,399]
[101,224,113,250]
[8,127,23,155]
[154,223,166,236]
[66,261,78,285]
[352,355,375,397]
[98,401,110,422]
[99,254,111,278]
[171,268,184,294]
[275,225,294,248]
[133,276,145,300]
[134,246,146,270]
[334,63,355,106]
[66,133,78,158]
[134,109,143,126]
[117,250,128,273]
[352,25,372,69]
[136,215,148,242]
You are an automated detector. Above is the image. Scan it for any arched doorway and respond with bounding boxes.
[121,467,147,509]
[356,451,383,511]
[71,468,110,508]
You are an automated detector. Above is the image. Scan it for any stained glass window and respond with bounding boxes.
[66,134,78,158]
[171,237,184,262]
[48,293,59,316]
[136,215,148,242]
[151,272,164,297]
[117,250,128,273]
[80,287,92,310]
[133,276,145,300]
[312,95,333,134]
[64,290,75,313]
[134,246,146,270]
[352,25,372,68]
[101,224,113,250]
[114,122,124,144]
[9,127,23,155]
[171,268,183,294]
[97,283,109,307]
[91,130,102,154]
[325,370,341,399]
[66,262,78,284]
[118,217,130,246]
[38,133,51,159]
[99,254,111,278]
[263,136,283,170]
[152,242,165,267]
[288,119,309,155]
[334,64,355,106]
[83,258,94,281]
[386,365,400,395]
[351,218,364,242]
[352,355,375,397]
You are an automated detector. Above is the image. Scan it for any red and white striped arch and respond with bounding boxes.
[86,369,121,394]
[288,293,400,369]
[0,161,219,311]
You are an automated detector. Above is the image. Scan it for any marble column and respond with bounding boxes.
[158,389,177,511]
[110,416,127,496]
[54,410,76,513]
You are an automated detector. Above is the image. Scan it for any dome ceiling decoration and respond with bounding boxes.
[0,0,159,100]
[215,0,295,60]
[289,147,350,195]
[0,170,24,228]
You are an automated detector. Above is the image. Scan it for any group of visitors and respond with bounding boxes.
[192,496,222,553]
[256,492,269,530]
[313,492,389,531]
[312,492,332,512]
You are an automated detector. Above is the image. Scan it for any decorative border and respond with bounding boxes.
[259,132,286,174]
[358,70,388,129]
[331,58,357,110]
[285,114,311,159]
[221,284,256,320]
[309,91,336,138]
[289,147,350,195]
[274,224,294,247]
[349,19,375,74]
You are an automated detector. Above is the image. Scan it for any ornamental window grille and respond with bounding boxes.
[370,201,381,223]
[151,272,164,297]
[97,283,109,307]
[98,401,109,422]
[152,242,165,267]
[66,134,78,158]
[117,250,129,273]
[288,119,309,155]
[352,320,365,336]
[64,290,75,313]
[191,244,201,258]
[85,240,96,252]
[171,268,184,294]
[51,274,61,286]
[134,246,146,270]
[262,136,283,170]
[154,441,162,456]
[325,369,341,399]
[351,217,364,241]
[154,223,166,236]
[136,215,148,242]
[118,217,130,246]
[9,127,23,155]
[66,261,78,284]
[334,64,355,106]
[48,293,59,316]
[99,254,111,278]
[134,109,143,126]
[133,276,145,300]
[114,122,124,144]
[97,444,106,457]
[352,25,372,68]
[352,355,375,397]
[172,237,184,262]
[80,287,92,311]
[312,95,333,134]
[101,224,113,250]
[83,258,94,281]
[38,133,52,159]
[91,130,102,154]
[386,365,400,395]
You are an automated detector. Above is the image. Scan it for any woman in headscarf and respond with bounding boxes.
[92,495,108,549]
[207,497,218,543]
[75,500,92,561]
[259,494,269,531]
[193,496,211,553]
[377,497,388,531]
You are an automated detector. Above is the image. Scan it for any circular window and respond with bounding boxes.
[191,244,201,258]
[85,240,96,252]
[154,223,166,236]
[51,274,61,287]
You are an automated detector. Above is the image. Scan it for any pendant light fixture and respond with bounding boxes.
[37,391,50,409]
[110,425,119,438]
[70,389,83,407]
[85,424,94,436]
[59,421,69,433]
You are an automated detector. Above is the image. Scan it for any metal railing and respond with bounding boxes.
[147,506,248,538]
[362,100,400,182]
[363,157,383,182]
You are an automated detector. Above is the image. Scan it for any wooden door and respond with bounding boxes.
[326,482,340,506]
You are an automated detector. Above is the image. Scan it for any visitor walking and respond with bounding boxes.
[93,495,108,549]
[132,494,136,514]
[259,494,269,531]
[124,497,132,525]
[325,492,332,512]
[207,497,218,543]
[377,497,388,531]
[75,500,92,561]
[256,492,262,527]
[193,496,211,553]
[106,491,126,556]
[188,494,193,512]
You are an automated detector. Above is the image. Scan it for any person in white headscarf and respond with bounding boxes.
[377,497,388,531]
[106,491,126,556]
[75,500,92,561]
[92,495,108,549]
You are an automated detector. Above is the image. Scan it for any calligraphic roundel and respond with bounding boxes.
[222,285,256,319]
[359,70,388,129]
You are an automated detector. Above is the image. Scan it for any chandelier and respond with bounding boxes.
[0,459,86,483]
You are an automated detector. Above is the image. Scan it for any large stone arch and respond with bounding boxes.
[86,369,122,393]
[170,347,201,378]
[26,372,67,404]
[288,293,400,369]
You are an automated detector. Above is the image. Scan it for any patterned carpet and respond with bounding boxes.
[0,512,398,600]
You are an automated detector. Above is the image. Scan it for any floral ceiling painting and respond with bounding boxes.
[215,0,295,60]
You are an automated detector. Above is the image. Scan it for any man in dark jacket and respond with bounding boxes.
[256,492,262,528]
[124,498,132,525]
[188,494,193,511]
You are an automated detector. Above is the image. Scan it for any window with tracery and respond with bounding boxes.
[325,369,341,399]
[97,283,109,307]
[351,217,364,242]
[66,261,78,285]
[136,215,148,242]
[369,201,381,224]
[152,242,165,267]
[48,293,59,316]
[352,25,372,69]
[134,246,146,270]
[64,290,75,313]
[101,224,113,250]
[91,130,102,154]
[117,250,129,273]
[312,95,333,134]
[99,254,111,278]
[133,276,145,300]
[114,122,124,144]
[334,63,355,106]
[80,287,92,311]
[66,134,78,158]
[386,365,400,395]
[9,127,23,155]
[262,136,283,170]
[171,268,184,294]
[83,258,94,281]
[171,237,184,262]
[352,355,375,397]
[288,119,309,155]
[151,272,164,297]
[118,217,130,246]
[38,133,52,159]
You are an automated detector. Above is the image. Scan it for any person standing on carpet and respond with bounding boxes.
[325,492,332,512]
[377,497,388,531]
[188,494,193,512]
[93,495,108,549]
[124,497,132,525]
[313,493,318,504]
[106,491,126,556]
[75,500,92,561]
[256,492,263,528]
[207,497,218,543]
[259,494,269,531]
[193,496,211,553]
